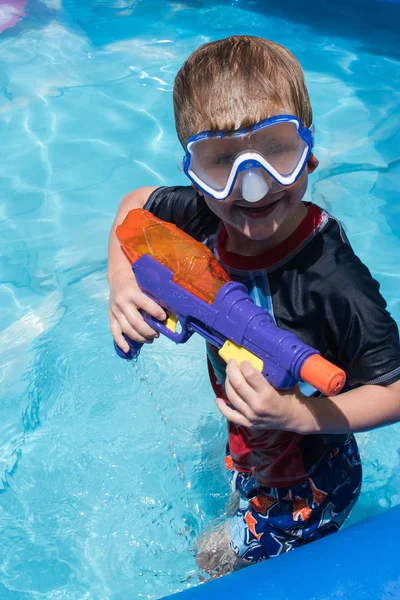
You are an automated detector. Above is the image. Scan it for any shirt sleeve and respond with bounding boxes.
[324,244,400,388]
[143,185,219,242]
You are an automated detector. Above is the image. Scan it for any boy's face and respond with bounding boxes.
[196,154,318,246]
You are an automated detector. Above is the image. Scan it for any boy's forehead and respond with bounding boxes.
[188,118,303,158]
[195,110,298,137]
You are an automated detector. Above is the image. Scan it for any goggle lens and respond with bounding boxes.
[184,117,313,200]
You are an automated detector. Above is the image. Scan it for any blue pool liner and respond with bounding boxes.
[166,505,400,599]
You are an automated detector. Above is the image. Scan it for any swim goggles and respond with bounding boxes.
[182,115,314,203]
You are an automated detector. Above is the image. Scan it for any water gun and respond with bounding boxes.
[114,209,346,396]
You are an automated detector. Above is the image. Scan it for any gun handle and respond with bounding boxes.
[114,335,143,360]
[114,312,193,361]
[300,354,346,396]
[141,311,192,344]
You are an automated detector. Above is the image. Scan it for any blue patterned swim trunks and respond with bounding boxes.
[227,434,362,563]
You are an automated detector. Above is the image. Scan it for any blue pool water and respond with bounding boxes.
[1,1,400,598]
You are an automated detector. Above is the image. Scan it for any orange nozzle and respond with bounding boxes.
[300,355,346,396]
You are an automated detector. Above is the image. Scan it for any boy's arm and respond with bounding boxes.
[219,248,400,435]
[107,186,157,287]
[291,245,400,434]
[217,360,400,435]
[108,186,167,352]
[292,379,400,434]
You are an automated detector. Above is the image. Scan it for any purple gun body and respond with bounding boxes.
[114,255,319,390]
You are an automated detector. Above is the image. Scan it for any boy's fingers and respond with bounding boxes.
[118,312,155,343]
[225,378,253,419]
[240,361,271,394]
[110,307,150,343]
[136,294,166,321]
[215,398,252,428]
[113,285,166,322]
[122,305,160,339]
[226,359,252,399]
[110,315,130,352]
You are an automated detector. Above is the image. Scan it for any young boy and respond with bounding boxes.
[108,36,400,575]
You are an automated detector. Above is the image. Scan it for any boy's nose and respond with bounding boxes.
[241,169,271,203]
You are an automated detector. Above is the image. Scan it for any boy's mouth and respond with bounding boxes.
[235,196,282,218]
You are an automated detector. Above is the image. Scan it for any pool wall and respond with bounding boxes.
[166,505,400,599]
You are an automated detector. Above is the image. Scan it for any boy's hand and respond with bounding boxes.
[215,359,304,431]
[108,270,167,353]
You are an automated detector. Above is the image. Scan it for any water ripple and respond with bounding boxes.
[1,1,400,598]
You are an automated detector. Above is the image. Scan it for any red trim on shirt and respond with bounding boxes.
[217,202,323,271]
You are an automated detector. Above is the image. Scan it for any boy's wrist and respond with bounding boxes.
[288,391,320,435]
[107,264,134,287]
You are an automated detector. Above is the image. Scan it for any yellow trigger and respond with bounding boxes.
[218,340,263,372]
[164,311,178,333]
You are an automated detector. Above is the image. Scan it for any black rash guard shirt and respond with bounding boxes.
[143,185,400,486]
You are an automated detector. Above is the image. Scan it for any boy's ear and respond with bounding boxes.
[307,153,319,174]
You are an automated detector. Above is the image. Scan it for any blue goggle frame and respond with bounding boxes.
[182,115,314,201]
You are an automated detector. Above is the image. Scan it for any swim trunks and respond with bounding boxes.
[227,434,361,562]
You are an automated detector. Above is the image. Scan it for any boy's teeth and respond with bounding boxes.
[241,202,273,211]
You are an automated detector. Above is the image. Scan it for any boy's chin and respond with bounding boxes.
[236,211,284,237]
[228,220,279,244]
[241,224,280,241]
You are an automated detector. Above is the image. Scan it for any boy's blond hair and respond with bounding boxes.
[173,35,312,146]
